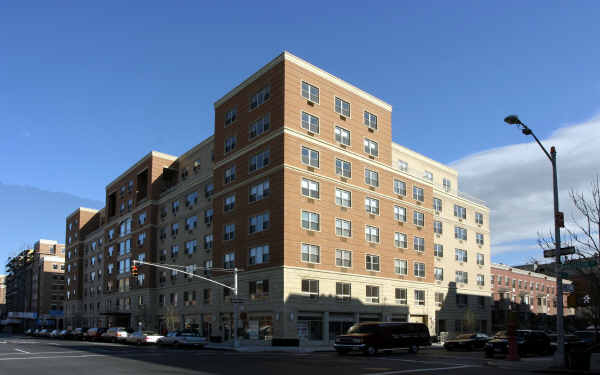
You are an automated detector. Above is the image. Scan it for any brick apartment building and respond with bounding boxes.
[491,263,574,332]
[64,52,491,343]
[0,275,6,320]
[4,240,66,330]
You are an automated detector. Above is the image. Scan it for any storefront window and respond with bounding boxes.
[297,316,322,340]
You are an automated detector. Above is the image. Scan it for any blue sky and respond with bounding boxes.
[1,1,599,271]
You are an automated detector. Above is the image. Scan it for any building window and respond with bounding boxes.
[476,233,484,245]
[363,138,378,157]
[414,262,425,278]
[224,194,236,212]
[443,178,451,192]
[394,232,407,248]
[365,197,379,215]
[301,178,320,199]
[225,136,237,153]
[414,290,426,306]
[224,223,236,241]
[477,253,484,265]
[477,274,485,286]
[249,149,270,172]
[454,205,467,219]
[301,243,320,263]
[335,158,352,178]
[225,107,236,125]
[185,240,197,255]
[395,259,407,275]
[364,111,377,129]
[366,285,379,303]
[335,249,352,268]
[424,171,433,181]
[249,280,270,300]
[301,211,320,231]
[336,282,351,302]
[398,160,408,172]
[475,212,484,225]
[204,209,214,225]
[394,206,407,222]
[365,169,379,187]
[433,220,442,234]
[335,188,351,207]
[205,183,214,198]
[250,85,270,110]
[394,179,406,196]
[248,212,269,234]
[203,234,213,250]
[434,267,444,281]
[301,111,319,133]
[301,146,319,168]
[138,212,147,225]
[249,180,270,202]
[365,254,380,271]
[365,226,380,243]
[456,271,469,284]
[334,126,350,146]
[301,279,319,298]
[396,288,407,305]
[335,97,351,117]
[249,113,271,139]
[335,218,352,237]
[301,81,319,103]
[224,165,236,184]
[224,252,235,269]
[433,198,442,212]
[413,186,424,202]
[414,236,425,252]
[435,292,444,306]
[455,226,468,240]
[455,248,468,262]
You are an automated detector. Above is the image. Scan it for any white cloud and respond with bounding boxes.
[451,115,600,254]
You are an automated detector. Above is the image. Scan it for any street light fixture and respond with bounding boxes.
[504,114,565,368]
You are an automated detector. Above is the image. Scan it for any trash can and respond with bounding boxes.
[566,344,591,371]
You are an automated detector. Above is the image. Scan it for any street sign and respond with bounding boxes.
[543,246,576,258]
[563,260,598,269]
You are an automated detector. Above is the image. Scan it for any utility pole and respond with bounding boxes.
[132,260,242,348]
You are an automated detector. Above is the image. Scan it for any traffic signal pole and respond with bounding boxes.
[132,260,241,347]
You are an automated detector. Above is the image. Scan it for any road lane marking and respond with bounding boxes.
[14,348,30,354]
[375,358,472,366]
[0,354,106,361]
[365,365,475,374]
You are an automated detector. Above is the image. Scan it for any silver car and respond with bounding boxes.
[158,330,206,347]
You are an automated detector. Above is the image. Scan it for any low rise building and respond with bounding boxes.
[491,263,574,332]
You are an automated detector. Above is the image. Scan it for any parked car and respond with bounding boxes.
[444,333,489,351]
[38,329,49,337]
[71,327,88,340]
[101,327,130,343]
[32,329,41,337]
[85,328,106,341]
[158,330,207,347]
[49,329,60,338]
[485,330,551,358]
[24,329,33,336]
[126,331,164,345]
[334,322,431,355]
[574,331,598,347]
[58,329,71,339]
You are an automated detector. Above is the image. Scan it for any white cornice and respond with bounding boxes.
[391,143,458,176]
[214,51,392,112]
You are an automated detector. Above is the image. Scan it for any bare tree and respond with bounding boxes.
[538,175,600,336]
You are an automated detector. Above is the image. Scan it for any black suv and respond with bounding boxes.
[485,330,551,358]
[334,322,431,355]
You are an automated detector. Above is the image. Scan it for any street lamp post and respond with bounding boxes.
[504,115,565,368]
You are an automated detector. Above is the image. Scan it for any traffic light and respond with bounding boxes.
[131,265,138,277]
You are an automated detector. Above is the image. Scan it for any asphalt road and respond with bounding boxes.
[0,336,545,375]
